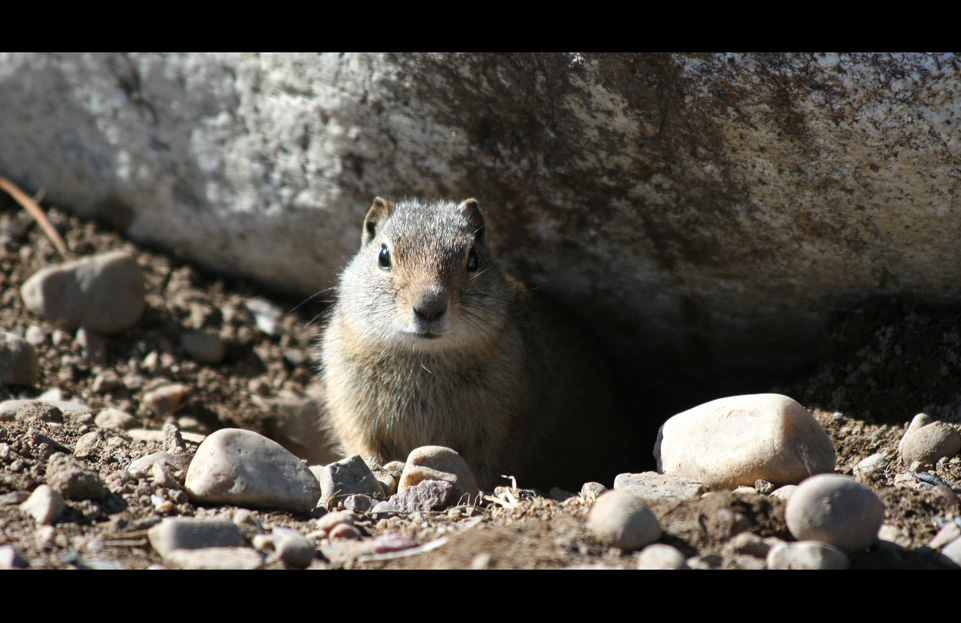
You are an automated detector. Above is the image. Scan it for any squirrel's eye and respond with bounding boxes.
[378,244,391,270]
[466,246,479,273]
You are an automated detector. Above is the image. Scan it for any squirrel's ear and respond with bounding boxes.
[362,197,393,245]
[458,198,485,243]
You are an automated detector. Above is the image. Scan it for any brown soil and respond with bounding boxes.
[1,196,959,570]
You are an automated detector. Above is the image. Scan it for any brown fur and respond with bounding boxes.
[319,197,630,490]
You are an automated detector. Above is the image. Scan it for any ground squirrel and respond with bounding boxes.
[319,197,632,490]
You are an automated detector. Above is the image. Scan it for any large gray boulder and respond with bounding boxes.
[2,53,959,392]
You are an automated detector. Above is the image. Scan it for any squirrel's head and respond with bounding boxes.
[338,197,509,353]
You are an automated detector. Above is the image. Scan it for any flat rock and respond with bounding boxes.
[654,394,836,489]
[184,428,321,513]
[0,399,91,421]
[785,474,885,553]
[15,402,63,424]
[94,408,137,430]
[162,547,264,570]
[73,431,103,459]
[898,414,961,467]
[20,251,145,334]
[388,479,456,513]
[766,541,850,570]
[147,517,244,556]
[398,446,480,504]
[586,490,662,551]
[19,484,65,525]
[613,472,704,503]
[0,331,38,385]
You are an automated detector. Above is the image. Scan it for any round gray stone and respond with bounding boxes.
[898,417,961,467]
[586,490,662,551]
[272,527,316,569]
[20,251,145,334]
[785,474,885,553]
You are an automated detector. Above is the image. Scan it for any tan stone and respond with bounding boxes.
[655,394,836,490]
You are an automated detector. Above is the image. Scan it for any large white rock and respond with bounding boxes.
[3,54,961,391]
[654,394,836,489]
[185,428,321,513]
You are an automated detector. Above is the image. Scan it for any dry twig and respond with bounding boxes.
[0,175,69,257]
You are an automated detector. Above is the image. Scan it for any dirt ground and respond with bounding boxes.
[1,195,959,570]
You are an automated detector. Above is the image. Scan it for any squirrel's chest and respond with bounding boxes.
[336,350,519,437]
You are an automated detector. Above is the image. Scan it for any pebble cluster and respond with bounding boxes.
[3,251,961,569]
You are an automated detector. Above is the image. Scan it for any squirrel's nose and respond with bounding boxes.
[412,288,449,322]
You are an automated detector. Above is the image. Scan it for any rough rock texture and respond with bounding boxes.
[3,53,960,396]
[654,394,837,489]
[317,454,384,506]
[613,471,704,503]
